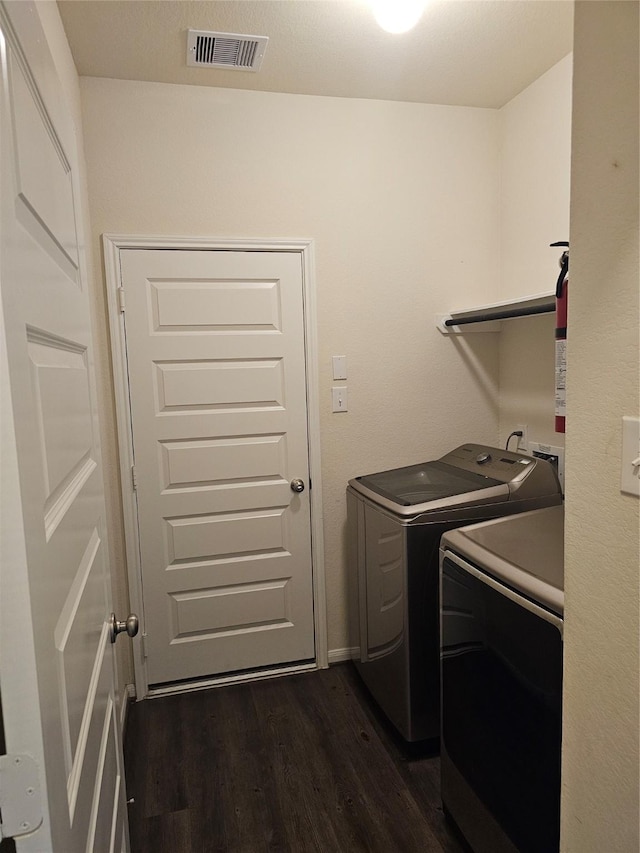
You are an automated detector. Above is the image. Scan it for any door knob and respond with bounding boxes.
[109,612,139,644]
[290,478,305,493]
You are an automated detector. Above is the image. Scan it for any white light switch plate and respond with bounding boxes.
[621,416,640,497]
[332,386,348,412]
[332,355,347,380]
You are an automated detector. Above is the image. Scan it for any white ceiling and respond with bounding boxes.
[57,0,574,109]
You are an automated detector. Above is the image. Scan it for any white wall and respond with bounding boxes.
[562,3,639,850]
[79,78,502,668]
[497,55,573,449]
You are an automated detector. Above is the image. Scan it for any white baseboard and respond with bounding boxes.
[327,646,359,664]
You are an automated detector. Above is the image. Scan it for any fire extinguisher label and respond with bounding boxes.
[555,338,567,416]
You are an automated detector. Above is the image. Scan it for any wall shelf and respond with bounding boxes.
[437,292,555,334]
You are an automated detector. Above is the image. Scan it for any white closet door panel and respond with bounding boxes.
[121,249,315,685]
[8,50,79,274]
[0,5,127,851]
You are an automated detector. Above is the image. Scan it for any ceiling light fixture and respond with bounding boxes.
[372,0,427,34]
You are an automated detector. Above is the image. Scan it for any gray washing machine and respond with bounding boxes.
[440,505,564,853]
[346,443,562,743]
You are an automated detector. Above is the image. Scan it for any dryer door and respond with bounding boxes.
[441,553,563,853]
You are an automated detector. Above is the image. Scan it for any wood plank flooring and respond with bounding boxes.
[124,663,466,853]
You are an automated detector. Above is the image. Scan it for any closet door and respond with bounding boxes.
[119,248,316,686]
[0,3,128,850]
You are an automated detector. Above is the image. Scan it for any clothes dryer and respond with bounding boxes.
[439,505,564,853]
[347,444,561,743]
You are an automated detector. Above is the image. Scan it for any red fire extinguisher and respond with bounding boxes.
[551,242,569,434]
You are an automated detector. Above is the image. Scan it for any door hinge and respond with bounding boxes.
[117,287,126,312]
[0,754,43,841]
[131,465,138,490]
[141,633,148,658]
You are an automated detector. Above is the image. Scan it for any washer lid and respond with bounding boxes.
[353,460,502,507]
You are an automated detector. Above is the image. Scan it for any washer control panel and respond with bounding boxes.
[438,443,560,500]
[445,444,532,478]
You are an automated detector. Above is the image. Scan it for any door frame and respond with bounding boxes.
[103,234,328,698]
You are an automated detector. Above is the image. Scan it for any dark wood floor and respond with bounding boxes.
[124,663,466,853]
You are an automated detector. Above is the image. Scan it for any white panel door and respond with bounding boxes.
[120,249,315,686]
[0,4,128,851]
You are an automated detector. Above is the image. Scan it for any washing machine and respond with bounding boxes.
[346,443,562,743]
[440,505,564,853]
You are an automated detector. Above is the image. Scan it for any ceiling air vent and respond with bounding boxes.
[187,30,268,72]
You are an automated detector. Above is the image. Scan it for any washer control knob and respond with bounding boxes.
[476,452,492,465]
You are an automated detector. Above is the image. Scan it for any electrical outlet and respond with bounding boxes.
[516,424,528,452]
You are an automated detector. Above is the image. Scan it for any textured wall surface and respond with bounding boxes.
[79,78,502,669]
[498,55,573,449]
[562,3,639,850]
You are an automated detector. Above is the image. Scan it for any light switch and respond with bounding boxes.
[332,355,347,380]
[332,386,348,412]
[621,416,640,497]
